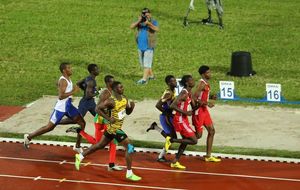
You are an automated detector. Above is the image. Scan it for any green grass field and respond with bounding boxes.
[1,0,300,106]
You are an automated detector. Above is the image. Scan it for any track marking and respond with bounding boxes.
[34,176,41,181]
[1,138,300,164]
[0,174,185,190]
[59,178,66,183]
[59,160,66,165]
[0,156,299,183]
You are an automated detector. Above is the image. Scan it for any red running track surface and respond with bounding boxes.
[0,142,299,190]
[0,106,24,122]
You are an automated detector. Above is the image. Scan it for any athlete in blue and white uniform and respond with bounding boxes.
[24,62,85,150]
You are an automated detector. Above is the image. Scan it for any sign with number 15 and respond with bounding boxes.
[219,81,235,99]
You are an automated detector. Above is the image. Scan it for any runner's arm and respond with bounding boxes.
[85,80,97,99]
[155,92,172,113]
[97,98,116,123]
[193,82,207,107]
[170,91,192,116]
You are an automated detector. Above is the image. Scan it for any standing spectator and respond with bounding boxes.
[202,0,224,29]
[130,8,159,84]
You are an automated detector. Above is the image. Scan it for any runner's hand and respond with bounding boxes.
[185,110,193,116]
[109,117,116,124]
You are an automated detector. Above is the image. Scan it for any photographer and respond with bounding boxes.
[130,8,159,85]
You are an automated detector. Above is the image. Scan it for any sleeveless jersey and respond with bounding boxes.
[161,88,176,115]
[107,95,127,134]
[174,88,191,123]
[54,76,73,112]
[195,79,210,114]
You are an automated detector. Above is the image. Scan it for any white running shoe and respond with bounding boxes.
[24,134,30,149]
[73,146,83,153]
[108,165,123,171]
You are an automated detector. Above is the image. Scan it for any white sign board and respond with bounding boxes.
[175,78,184,96]
[219,81,235,99]
[266,83,281,102]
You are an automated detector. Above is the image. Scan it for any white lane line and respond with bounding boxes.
[1,156,300,183]
[1,137,300,164]
[0,174,185,190]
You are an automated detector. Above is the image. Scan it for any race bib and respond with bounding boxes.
[118,109,126,120]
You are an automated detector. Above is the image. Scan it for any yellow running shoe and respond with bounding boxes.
[165,136,172,152]
[205,156,221,162]
[75,154,82,170]
[170,162,186,170]
[126,173,142,181]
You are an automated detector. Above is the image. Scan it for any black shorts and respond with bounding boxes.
[104,129,128,143]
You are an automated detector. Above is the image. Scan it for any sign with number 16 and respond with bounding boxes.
[266,83,281,102]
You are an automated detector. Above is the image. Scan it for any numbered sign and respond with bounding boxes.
[219,81,235,99]
[266,83,281,102]
[175,78,184,96]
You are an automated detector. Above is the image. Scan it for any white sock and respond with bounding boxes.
[126,169,133,176]
[158,147,166,159]
[79,153,84,161]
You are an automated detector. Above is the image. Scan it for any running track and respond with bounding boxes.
[0,142,299,190]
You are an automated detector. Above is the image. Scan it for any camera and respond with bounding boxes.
[141,13,147,22]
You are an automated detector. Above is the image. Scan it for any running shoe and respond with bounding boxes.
[75,154,82,170]
[170,162,186,169]
[24,134,30,149]
[146,122,157,132]
[136,79,147,85]
[205,156,221,162]
[164,136,172,152]
[66,126,81,133]
[108,165,123,171]
[157,156,169,162]
[202,18,213,25]
[73,146,83,154]
[126,173,142,181]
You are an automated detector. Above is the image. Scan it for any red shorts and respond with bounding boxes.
[192,108,213,132]
[173,116,195,138]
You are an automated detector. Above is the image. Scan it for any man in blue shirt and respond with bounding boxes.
[131,8,159,84]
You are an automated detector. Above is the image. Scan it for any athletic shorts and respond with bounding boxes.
[192,108,213,132]
[138,49,154,69]
[78,98,96,117]
[159,114,174,135]
[104,129,128,143]
[49,103,80,125]
[173,116,195,138]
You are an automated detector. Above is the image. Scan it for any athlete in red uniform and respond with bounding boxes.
[165,75,198,169]
[192,65,221,162]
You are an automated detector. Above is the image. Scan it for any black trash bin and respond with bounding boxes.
[227,51,256,77]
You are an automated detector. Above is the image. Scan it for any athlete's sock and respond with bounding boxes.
[109,141,117,163]
[79,131,96,144]
[126,169,133,176]
[158,147,166,159]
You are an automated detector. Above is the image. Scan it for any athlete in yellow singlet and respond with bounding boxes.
[74,81,142,181]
